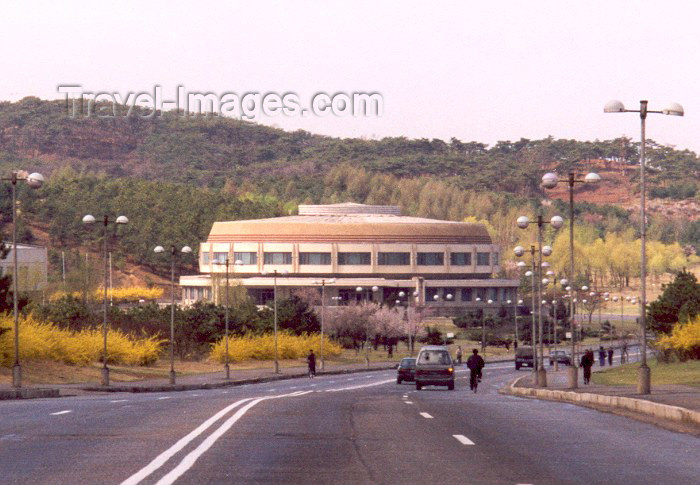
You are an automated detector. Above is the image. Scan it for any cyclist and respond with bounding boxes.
[466,349,485,393]
[307,349,316,378]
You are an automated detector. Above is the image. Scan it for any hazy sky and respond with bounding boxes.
[2,1,699,152]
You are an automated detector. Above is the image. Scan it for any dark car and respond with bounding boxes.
[549,350,572,366]
[396,357,417,384]
[515,346,534,370]
[415,345,455,390]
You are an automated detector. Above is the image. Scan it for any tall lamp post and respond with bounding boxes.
[262,269,289,373]
[515,213,562,387]
[314,278,336,371]
[604,99,683,394]
[506,297,520,347]
[154,245,193,384]
[214,257,243,379]
[82,214,128,386]
[357,286,380,368]
[3,171,44,388]
[542,171,600,388]
[516,257,538,384]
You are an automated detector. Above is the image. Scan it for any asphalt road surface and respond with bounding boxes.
[1,361,697,485]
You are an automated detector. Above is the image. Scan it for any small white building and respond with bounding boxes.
[0,243,48,292]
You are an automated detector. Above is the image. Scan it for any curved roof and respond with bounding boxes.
[207,203,492,244]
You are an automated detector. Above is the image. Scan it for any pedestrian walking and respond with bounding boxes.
[621,342,628,363]
[580,350,594,385]
[598,346,606,367]
[455,345,463,365]
[607,346,613,366]
[307,349,316,378]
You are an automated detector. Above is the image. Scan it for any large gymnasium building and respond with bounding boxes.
[180,203,518,314]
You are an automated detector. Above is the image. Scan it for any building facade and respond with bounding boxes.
[0,243,48,293]
[180,203,518,315]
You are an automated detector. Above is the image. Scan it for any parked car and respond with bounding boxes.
[415,345,455,390]
[515,346,534,370]
[396,357,417,384]
[549,350,572,366]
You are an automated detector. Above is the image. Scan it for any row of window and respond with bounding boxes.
[426,287,515,302]
[184,286,212,300]
[203,251,498,266]
[184,285,515,304]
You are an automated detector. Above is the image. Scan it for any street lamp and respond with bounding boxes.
[515,214,562,387]
[154,245,193,384]
[542,170,600,388]
[212,257,243,379]
[507,298,519,347]
[357,286,379,368]
[262,269,289,373]
[604,99,683,394]
[82,214,128,386]
[2,171,44,388]
[313,277,336,371]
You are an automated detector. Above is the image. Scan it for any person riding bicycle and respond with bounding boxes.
[307,349,316,378]
[466,349,485,392]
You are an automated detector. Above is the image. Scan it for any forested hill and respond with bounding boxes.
[3,97,700,285]
[2,97,699,200]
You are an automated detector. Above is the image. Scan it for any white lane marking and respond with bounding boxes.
[290,386,297,389]
[325,378,394,392]
[153,391,313,485]
[190,394,200,397]
[310,384,317,387]
[328,380,335,384]
[119,398,254,485]
[453,434,475,445]
[50,410,72,416]
[420,412,433,419]
[347,378,355,381]
[365,375,373,379]
[404,401,413,405]
[267,389,277,392]
[158,397,170,400]
[111,399,128,403]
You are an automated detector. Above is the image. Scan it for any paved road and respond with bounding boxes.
[1,363,697,485]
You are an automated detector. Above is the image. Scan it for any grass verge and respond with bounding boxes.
[591,358,700,387]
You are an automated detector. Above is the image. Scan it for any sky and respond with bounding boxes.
[1,0,699,152]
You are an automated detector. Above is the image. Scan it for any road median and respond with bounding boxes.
[501,375,700,431]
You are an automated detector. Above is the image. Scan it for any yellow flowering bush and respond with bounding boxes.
[0,315,164,366]
[210,332,342,363]
[657,317,700,361]
[50,286,164,303]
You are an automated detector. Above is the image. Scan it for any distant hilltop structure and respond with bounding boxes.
[180,203,518,315]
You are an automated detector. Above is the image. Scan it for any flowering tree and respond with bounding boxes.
[325,302,377,351]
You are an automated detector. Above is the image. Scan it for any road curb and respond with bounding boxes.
[0,388,60,400]
[500,376,700,429]
[78,365,397,393]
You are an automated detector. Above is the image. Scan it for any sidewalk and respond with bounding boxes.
[0,361,398,399]
[504,366,700,433]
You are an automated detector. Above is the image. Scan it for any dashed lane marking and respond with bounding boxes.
[50,410,72,416]
[158,397,171,400]
[110,399,128,403]
[404,401,413,404]
[453,434,475,445]
[420,412,433,419]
